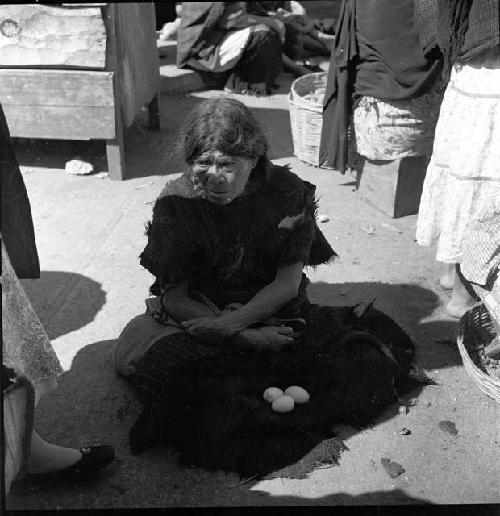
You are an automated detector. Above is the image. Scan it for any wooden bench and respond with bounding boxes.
[0,3,160,180]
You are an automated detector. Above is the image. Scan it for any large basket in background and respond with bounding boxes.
[456,303,500,403]
[289,72,327,167]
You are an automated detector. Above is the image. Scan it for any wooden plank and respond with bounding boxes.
[0,69,115,107]
[115,3,160,127]
[3,104,115,140]
[0,4,107,69]
[106,98,126,180]
[393,156,429,218]
[147,93,161,131]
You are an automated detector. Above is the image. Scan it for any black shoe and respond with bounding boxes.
[26,444,115,482]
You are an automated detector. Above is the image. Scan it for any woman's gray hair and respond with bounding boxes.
[179,97,269,165]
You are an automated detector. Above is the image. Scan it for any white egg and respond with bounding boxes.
[271,395,295,413]
[284,386,310,404]
[263,387,285,403]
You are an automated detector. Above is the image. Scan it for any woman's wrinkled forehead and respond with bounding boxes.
[193,147,243,163]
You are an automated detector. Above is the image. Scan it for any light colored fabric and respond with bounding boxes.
[416,52,500,263]
[461,196,500,286]
[461,195,500,328]
[352,81,443,161]
[112,297,184,378]
[209,27,252,71]
[1,238,62,390]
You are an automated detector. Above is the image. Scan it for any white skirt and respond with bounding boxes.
[416,51,500,263]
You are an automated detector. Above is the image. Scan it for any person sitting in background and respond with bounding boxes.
[415,0,500,318]
[176,2,283,95]
[1,104,115,495]
[248,1,336,56]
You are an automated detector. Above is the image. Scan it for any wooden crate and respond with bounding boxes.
[356,156,430,219]
[0,3,160,180]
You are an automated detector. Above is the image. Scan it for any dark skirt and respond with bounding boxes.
[129,303,423,477]
[230,24,282,89]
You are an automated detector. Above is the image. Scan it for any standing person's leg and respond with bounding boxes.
[445,264,476,318]
[1,103,116,485]
[440,263,455,290]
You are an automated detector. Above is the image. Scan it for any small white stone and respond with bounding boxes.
[65,159,94,175]
[318,214,329,223]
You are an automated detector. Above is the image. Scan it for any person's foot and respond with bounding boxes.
[440,263,455,290]
[247,82,268,96]
[445,273,476,319]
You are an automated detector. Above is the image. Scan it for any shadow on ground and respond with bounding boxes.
[7,280,463,510]
[21,271,106,340]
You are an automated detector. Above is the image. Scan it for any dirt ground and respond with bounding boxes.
[5,73,499,510]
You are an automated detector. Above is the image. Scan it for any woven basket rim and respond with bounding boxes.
[456,325,500,403]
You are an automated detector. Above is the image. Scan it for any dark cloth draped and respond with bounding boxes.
[0,103,40,279]
[319,0,443,172]
[319,0,357,172]
[176,2,226,70]
[415,0,499,81]
[140,162,336,315]
[230,26,282,88]
[354,0,443,101]
[459,0,499,62]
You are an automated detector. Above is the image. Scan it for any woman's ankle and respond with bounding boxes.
[440,263,456,290]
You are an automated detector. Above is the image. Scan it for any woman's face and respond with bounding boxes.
[191,150,257,205]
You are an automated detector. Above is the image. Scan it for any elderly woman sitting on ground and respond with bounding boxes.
[113,98,424,477]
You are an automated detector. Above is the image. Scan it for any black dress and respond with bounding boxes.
[130,161,423,477]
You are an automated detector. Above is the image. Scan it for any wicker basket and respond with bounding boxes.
[289,72,327,167]
[456,303,500,403]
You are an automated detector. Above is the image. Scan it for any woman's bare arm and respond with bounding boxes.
[225,261,304,328]
[162,283,218,323]
[182,262,304,337]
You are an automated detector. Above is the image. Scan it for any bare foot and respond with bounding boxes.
[247,82,267,96]
[440,263,455,290]
[445,271,476,319]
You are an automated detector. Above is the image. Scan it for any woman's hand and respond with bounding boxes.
[236,326,295,351]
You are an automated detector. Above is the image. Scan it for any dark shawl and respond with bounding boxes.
[140,162,336,315]
[319,0,443,172]
[176,2,226,70]
[0,103,40,278]
[318,0,357,172]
